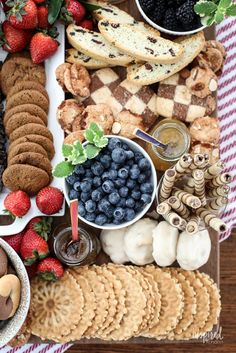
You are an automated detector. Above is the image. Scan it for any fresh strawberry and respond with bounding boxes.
[33,0,45,3]
[4,190,31,218]
[0,21,32,53]
[26,216,52,240]
[37,257,64,281]
[60,0,86,25]
[30,32,58,63]
[7,0,38,29]
[36,186,64,215]
[20,229,49,265]
[37,5,49,28]
[4,232,24,253]
[25,262,38,279]
[79,18,93,31]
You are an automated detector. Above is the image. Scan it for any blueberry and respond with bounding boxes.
[93,176,102,188]
[102,171,110,181]
[124,208,136,222]
[131,190,141,200]
[138,173,147,183]
[73,181,81,191]
[145,169,152,178]
[113,207,125,220]
[108,169,118,180]
[118,167,129,179]
[66,174,77,185]
[125,150,135,160]
[112,148,126,164]
[98,198,111,213]
[140,182,153,194]
[104,205,115,218]
[69,189,79,200]
[126,197,135,208]
[91,161,104,176]
[110,162,120,170]
[126,178,136,190]
[102,180,115,193]
[80,192,90,202]
[78,203,86,217]
[126,159,134,167]
[141,193,152,204]
[83,159,92,168]
[108,192,120,205]
[85,200,96,213]
[117,198,126,208]
[91,189,103,202]
[119,186,129,198]
[113,218,123,225]
[122,143,129,150]
[100,154,112,168]
[108,137,122,151]
[74,165,85,175]
[95,213,108,226]
[84,213,96,222]
[134,152,143,163]
[85,170,93,178]
[138,158,150,170]
[114,178,126,188]
[135,200,144,211]
[130,165,141,180]
[80,180,92,192]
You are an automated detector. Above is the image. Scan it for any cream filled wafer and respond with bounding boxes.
[156,202,171,215]
[188,154,206,170]
[192,169,206,206]
[207,196,228,212]
[195,207,227,233]
[172,189,201,209]
[178,218,187,231]
[163,211,182,227]
[174,154,193,175]
[160,169,177,201]
[186,216,200,234]
[167,196,190,219]
[184,178,195,194]
[204,160,225,180]
[207,173,232,188]
[207,185,230,198]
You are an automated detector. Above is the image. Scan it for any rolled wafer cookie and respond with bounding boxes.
[159,169,177,202]
[207,196,228,212]
[184,178,195,194]
[156,202,171,215]
[178,219,187,231]
[192,169,206,206]
[186,216,200,235]
[163,211,182,227]
[188,154,206,171]
[174,154,193,175]
[172,189,201,209]
[195,207,227,233]
[204,160,224,180]
[167,196,190,219]
[207,173,232,188]
[207,185,230,198]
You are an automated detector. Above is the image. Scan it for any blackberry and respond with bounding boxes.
[176,0,196,25]
[162,8,179,31]
[139,0,155,13]
[176,0,186,5]
[167,0,176,7]
[149,2,165,23]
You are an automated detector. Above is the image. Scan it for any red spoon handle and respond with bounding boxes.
[70,199,79,242]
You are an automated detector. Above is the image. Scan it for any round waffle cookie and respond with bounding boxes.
[29,272,84,342]
[106,264,146,341]
[142,265,184,339]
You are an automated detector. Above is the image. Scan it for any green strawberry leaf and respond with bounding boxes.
[194,1,218,15]
[226,4,236,15]
[48,0,64,24]
[85,144,101,159]
[53,161,74,177]
[62,144,73,158]
[218,0,232,10]
[94,135,108,148]
[84,129,95,144]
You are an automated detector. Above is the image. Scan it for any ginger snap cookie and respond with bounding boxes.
[7,81,49,102]
[9,124,53,142]
[6,90,49,113]
[5,112,45,136]
[7,142,48,163]
[4,104,48,125]
[9,152,52,178]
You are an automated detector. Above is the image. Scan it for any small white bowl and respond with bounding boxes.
[0,238,31,347]
[64,136,157,230]
[135,0,206,36]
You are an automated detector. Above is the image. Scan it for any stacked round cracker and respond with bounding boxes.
[29,264,221,342]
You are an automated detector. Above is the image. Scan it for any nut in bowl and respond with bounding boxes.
[0,238,31,347]
[64,136,157,230]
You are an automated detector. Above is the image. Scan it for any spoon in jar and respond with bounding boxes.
[66,199,79,250]
[134,128,171,150]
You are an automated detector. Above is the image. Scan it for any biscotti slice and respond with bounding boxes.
[127,32,206,85]
[66,48,114,69]
[66,25,134,66]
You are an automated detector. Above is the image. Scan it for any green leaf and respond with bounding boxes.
[206,14,216,25]
[226,4,236,15]
[70,147,87,165]
[73,154,87,164]
[94,135,108,148]
[73,140,84,154]
[218,0,232,9]
[85,144,101,159]
[62,144,73,158]
[214,8,225,22]
[79,0,102,11]
[48,0,64,25]
[194,1,218,15]
[53,161,74,177]
[89,122,103,138]
[84,129,95,144]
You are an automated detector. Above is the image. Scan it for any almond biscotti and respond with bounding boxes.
[66,48,114,69]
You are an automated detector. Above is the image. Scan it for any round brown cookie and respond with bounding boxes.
[9,135,55,160]
[6,90,49,113]
[8,142,48,163]
[9,124,53,142]
[4,104,48,125]
[1,57,46,96]
[2,164,49,195]
[7,81,49,102]
[9,152,52,178]
[5,113,45,136]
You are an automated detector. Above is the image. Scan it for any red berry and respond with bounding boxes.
[4,190,31,217]
[79,19,93,31]
[37,257,64,281]
[1,20,32,53]
[61,0,86,25]
[30,32,58,63]
[26,216,52,240]
[20,229,49,265]
[4,232,24,253]
[36,186,64,215]
[8,0,38,29]
[37,6,49,28]
[25,262,38,279]
[33,0,45,3]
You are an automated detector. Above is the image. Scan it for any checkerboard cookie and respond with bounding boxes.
[156,72,216,122]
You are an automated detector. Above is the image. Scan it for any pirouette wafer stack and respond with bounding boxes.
[157,153,231,234]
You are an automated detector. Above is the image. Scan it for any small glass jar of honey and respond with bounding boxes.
[146,119,190,171]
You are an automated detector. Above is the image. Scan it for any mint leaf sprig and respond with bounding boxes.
[53,122,108,178]
[194,0,236,26]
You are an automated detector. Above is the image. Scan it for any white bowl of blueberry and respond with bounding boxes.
[64,136,157,230]
[136,0,206,36]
